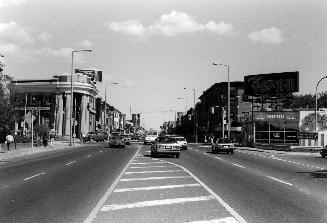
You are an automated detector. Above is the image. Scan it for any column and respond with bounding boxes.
[64,93,71,136]
[80,95,88,134]
[56,94,64,136]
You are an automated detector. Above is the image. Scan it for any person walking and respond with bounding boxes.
[42,133,48,148]
[5,133,14,152]
[49,132,55,148]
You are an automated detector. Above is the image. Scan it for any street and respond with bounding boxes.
[1,143,327,222]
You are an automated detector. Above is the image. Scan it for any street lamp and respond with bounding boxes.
[104,82,118,136]
[70,49,92,146]
[184,88,197,143]
[315,75,327,139]
[213,62,230,139]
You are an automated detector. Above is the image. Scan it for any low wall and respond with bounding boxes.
[290,145,322,152]
[253,143,294,152]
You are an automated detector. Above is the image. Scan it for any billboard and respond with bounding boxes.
[253,111,299,122]
[244,71,299,96]
[75,69,102,82]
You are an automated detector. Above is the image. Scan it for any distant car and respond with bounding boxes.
[90,131,108,142]
[144,135,158,145]
[121,134,132,145]
[320,146,327,158]
[211,138,234,154]
[151,136,181,158]
[171,136,188,150]
[109,136,125,148]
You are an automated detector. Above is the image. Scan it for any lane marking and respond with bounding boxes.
[267,176,293,186]
[131,162,165,165]
[187,217,239,223]
[125,170,182,174]
[84,145,142,223]
[113,183,200,193]
[24,172,46,181]
[129,165,168,169]
[65,161,77,166]
[87,155,92,158]
[215,157,222,160]
[101,196,214,211]
[232,164,245,169]
[163,160,247,223]
[120,176,192,182]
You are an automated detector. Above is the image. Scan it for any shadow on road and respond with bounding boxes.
[297,170,327,178]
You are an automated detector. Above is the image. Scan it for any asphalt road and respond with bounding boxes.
[2,143,327,223]
[0,142,140,223]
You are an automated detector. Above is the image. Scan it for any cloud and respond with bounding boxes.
[0,42,20,54]
[109,20,146,35]
[248,27,284,44]
[33,47,73,58]
[0,21,34,44]
[109,11,235,37]
[37,32,51,42]
[78,39,94,48]
[0,0,26,8]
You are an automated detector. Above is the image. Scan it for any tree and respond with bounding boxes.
[0,73,18,142]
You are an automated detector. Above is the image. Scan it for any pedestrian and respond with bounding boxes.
[42,133,48,148]
[50,132,55,148]
[5,133,14,152]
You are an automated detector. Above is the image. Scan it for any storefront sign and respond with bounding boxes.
[244,71,299,96]
[16,106,50,110]
[254,112,299,122]
[298,132,318,140]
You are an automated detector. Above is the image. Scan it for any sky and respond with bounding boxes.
[0,0,327,130]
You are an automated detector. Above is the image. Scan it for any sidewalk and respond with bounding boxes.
[0,140,84,161]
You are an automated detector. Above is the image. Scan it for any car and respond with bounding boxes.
[151,136,181,158]
[109,136,126,148]
[171,136,188,150]
[211,138,235,154]
[121,134,132,145]
[320,146,327,158]
[91,131,108,142]
[144,135,158,145]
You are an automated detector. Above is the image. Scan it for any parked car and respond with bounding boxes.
[151,136,181,158]
[90,131,108,142]
[320,146,327,158]
[144,135,158,145]
[211,138,235,154]
[121,134,132,145]
[171,136,188,150]
[109,136,126,148]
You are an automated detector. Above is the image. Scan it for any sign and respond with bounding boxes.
[244,71,299,96]
[298,132,318,140]
[75,69,102,82]
[253,111,299,122]
[16,106,50,111]
[24,111,36,125]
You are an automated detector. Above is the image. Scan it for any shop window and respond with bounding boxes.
[256,121,269,131]
[270,121,284,131]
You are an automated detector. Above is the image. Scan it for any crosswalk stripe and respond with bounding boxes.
[120,176,192,181]
[101,196,215,211]
[114,183,200,193]
[125,170,182,174]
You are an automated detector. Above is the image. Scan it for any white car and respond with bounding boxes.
[151,136,181,158]
[172,136,188,150]
[144,135,158,145]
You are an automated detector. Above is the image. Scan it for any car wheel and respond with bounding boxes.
[176,153,180,158]
[231,150,234,154]
[322,154,325,158]
[212,147,214,153]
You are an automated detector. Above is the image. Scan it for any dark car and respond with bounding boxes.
[320,146,327,158]
[89,131,108,142]
[109,136,126,148]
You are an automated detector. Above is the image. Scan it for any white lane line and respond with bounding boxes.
[131,162,165,165]
[267,176,293,186]
[232,164,245,169]
[129,166,168,169]
[24,172,46,181]
[125,170,183,175]
[120,176,192,182]
[101,196,214,211]
[187,217,239,223]
[87,155,92,158]
[65,161,77,166]
[113,183,200,193]
[84,145,142,223]
[163,160,247,223]
[215,157,222,160]
[100,150,103,153]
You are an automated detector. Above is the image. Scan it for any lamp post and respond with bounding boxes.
[104,82,118,137]
[315,75,327,140]
[213,62,230,139]
[70,49,92,146]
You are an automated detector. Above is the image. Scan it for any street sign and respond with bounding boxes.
[16,106,50,110]
[24,111,36,125]
[298,132,318,140]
